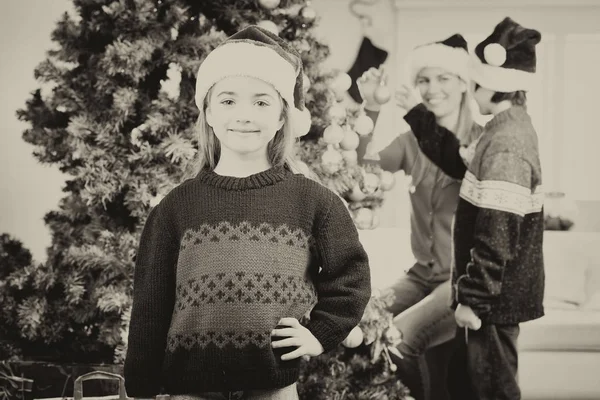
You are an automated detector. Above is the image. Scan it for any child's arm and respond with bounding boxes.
[403,104,468,179]
[454,149,532,317]
[124,203,179,398]
[306,194,372,352]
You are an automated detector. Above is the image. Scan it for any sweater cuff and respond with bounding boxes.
[305,319,343,353]
[124,376,162,398]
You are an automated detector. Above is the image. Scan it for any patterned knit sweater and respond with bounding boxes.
[409,105,545,324]
[124,166,371,397]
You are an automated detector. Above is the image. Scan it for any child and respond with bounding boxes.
[406,18,545,399]
[124,26,371,400]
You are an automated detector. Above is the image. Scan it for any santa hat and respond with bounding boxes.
[407,34,470,85]
[469,17,541,92]
[194,25,311,138]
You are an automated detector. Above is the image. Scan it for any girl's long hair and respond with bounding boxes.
[182,90,310,181]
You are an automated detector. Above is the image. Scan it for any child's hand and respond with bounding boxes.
[271,317,324,360]
[357,67,386,111]
[455,304,482,330]
[395,84,419,111]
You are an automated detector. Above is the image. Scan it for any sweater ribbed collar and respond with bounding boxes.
[485,105,530,132]
[196,164,292,190]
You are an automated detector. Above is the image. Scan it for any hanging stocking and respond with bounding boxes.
[347,36,388,103]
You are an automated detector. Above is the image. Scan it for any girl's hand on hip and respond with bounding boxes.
[395,84,419,111]
[271,317,324,360]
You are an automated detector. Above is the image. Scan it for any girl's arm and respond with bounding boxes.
[124,203,179,398]
[305,194,371,352]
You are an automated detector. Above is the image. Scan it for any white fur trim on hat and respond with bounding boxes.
[468,54,536,92]
[195,42,297,110]
[407,43,469,85]
[291,107,311,137]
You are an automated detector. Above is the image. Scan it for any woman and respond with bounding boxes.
[355,34,482,400]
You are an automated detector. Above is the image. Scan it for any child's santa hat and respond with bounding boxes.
[194,25,311,138]
[469,17,541,92]
[407,34,470,85]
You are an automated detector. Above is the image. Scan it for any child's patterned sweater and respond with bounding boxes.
[124,166,371,396]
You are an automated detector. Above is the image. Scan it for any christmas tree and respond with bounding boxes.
[3,0,408,397]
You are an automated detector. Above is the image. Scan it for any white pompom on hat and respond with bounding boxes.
[469,17,542,92]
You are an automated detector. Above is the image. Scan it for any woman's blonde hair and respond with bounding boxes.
[455,82,479,146]
[182,88,310,180]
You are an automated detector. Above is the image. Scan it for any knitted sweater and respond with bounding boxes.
[410,105,545,324]
[124,166,371,397]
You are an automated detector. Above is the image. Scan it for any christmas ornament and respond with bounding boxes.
[322,124,345,145]
[257,20,279,36]
[483,43,506,66]
[296,39,311,53]
[342,326,364,348]
[332,72,352,93]
[327,104,347,122]
[302,73,311,93]
[341,149,358,166]
[362,172,380,194]
[347,37,388,103]
[321,146,343,174]
[258,0,280,9]
[339,128,359,151]
[354,114,374,136]
[299,5,317,22]
[347,184,366,201]
[379,170,396,191]
[354,207,374,230]
[374,85,391,104]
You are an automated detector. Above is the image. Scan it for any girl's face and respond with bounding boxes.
[206,76,285,158]
[416,67,467,118]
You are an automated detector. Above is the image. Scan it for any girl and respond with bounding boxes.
[354,34,482,400]
[124,26,371,400]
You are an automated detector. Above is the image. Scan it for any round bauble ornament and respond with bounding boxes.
[339,129,359,151]
[300,5,317,22]
[321,147,343,174]
[354,207,374,230]
[302,73,310,93]
[362,172,380,194]
[354,114,374,136]
[341,149,358,165]
[257,20,279,35]
[347,184,366,201]
[332,72,352,93]
[258,0,280,9]
[374,85,392,104]
[322,124,345,145]
[327,103,346,122]
[379,170,396,191]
